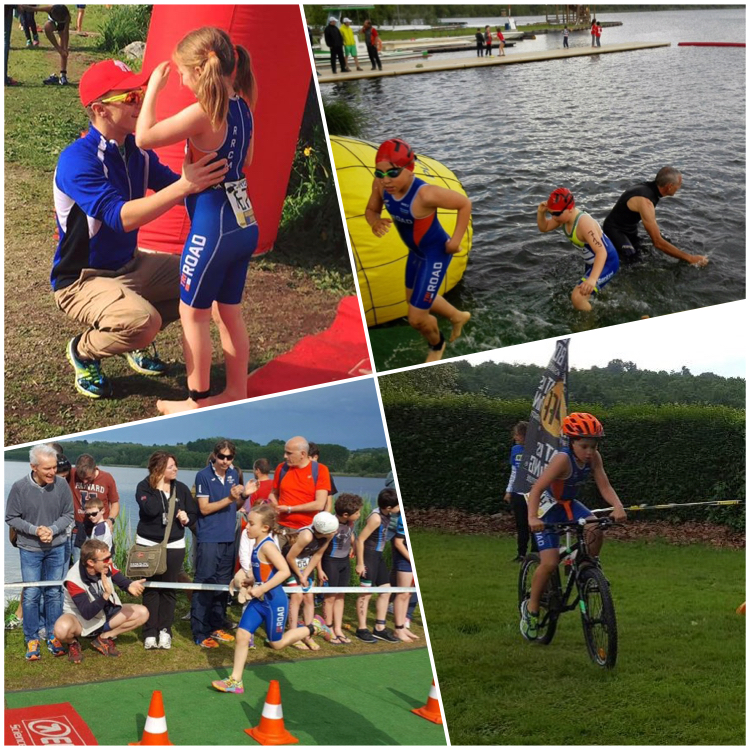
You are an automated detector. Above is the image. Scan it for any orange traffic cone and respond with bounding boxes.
[737,602,746,615]
[245,680,299,745]
[411,680,443,725]
[129,690,174,745]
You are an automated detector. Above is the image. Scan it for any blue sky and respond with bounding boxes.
[60,379,387,449]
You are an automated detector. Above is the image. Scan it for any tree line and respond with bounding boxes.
[380,359,744,409]
[6,438,391,476]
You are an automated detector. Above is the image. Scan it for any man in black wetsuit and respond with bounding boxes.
[602,167,708,267]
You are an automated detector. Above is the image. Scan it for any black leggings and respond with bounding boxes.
[20,11,38,41]
[510,494,536,556]
[366,44,382,70]
[142,546,185,638]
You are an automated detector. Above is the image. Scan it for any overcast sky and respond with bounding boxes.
[24,379,388,450]
[463,301,745,377]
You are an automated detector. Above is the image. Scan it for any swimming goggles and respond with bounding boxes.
[99,89,144,105]
[374,167,404,179]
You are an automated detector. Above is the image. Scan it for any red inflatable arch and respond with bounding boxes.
[137,5,311,256]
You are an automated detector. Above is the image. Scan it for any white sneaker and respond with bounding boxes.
[158,629,172,649]
[144,636,158,650]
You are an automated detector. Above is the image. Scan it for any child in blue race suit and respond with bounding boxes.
[211,505,330,694]
[136,26,259,415]
[365,137,472,363]
[521,413,626,640]
[537,187,620,312]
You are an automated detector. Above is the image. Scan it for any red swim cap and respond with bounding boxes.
[547,187,575,213]
[375,138,415,171]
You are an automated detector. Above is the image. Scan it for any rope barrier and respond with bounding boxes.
[3,581,416,593]
[591,499,744,514]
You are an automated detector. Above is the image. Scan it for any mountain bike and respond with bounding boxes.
[518,517,619,668]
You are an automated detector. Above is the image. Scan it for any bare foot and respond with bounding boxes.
[156,398,198,415]
[394,628,413,643]
[425,340,446,363]
[404,629,420,641]
[449,311,471,342]
[198,391,247,408]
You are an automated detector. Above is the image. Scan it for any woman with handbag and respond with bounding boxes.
[134,451,193,650]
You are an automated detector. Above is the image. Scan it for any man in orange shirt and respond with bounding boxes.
[270,437,331,531]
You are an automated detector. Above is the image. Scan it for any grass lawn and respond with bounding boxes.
[4,592,425,692]
[412,530,745,745]
[4,6,354,446]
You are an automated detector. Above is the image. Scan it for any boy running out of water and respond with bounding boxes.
[366,137,472,363]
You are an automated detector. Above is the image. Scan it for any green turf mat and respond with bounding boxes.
[5,649,445,745]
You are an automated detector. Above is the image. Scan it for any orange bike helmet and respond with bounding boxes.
[562,412,604,438]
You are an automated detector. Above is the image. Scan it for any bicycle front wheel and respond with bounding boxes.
[578,566,618,668]
[518,553,559,645]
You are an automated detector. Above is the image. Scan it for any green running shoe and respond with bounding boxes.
[66,336,112,398]
[520,600,539,641]
[124,344,168,376]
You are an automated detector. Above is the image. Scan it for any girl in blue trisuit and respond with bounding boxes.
[521,413,627,641]
[211,505,330,694]
[365,137,472,363]
[136,26,258,415]
[537,187,620,311]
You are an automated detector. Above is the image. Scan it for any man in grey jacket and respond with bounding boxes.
[6,444,74,660]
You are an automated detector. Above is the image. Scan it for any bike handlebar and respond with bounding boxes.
[543,517,619,530]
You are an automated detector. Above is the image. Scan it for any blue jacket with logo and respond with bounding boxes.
[51,124,179,291]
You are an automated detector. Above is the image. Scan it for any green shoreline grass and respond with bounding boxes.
[412,530,745,745]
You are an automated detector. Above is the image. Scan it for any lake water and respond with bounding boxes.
[3,462,388,588]
[324,9,746,369]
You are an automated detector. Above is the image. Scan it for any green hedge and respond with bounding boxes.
[382,394,745,527]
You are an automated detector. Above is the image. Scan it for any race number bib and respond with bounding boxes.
[224,178,256,228]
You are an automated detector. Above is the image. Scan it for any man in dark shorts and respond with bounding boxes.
[602,166,708,267]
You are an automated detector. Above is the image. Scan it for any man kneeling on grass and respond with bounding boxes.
[54,539,147,664]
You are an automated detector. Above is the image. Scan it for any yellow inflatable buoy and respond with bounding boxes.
[331,136,473,327]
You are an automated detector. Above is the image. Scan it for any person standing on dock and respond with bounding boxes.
[366,138,472,362]
[475,28,484,57]
[324,17,348,74]
[591,20,597,47]
[563,26,570,49]
[602,167,708,267]
[484,25,493,56]
[340,18,363,72]
[496,27,505,56]
[361,19,382,71]
[595,21,602,47]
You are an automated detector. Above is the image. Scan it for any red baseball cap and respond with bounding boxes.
[79,59,149,107]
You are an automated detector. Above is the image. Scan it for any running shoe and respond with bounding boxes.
[520,600,539,641]
[68,640,83,664]
[66,336,112,398]
[211,676,244,694]
[196,636,220,649]
[312,615,333,642]
[43,73,59,85]
[5,613,22,630]
[372,628,399,643]
[124,344,168,376]
[158,629,172,649]
[47,637,66,657]
[26,39,32,47]
[33,36,39,46]
[59,74,69,86]
[91,635,120,657]
[25,639,41,661]
[144,636,158,650]
[210,629,235,643]
[355,628,377,643]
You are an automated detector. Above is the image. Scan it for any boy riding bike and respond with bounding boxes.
[521,412,626,640]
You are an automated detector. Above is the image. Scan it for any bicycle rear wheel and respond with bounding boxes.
[518,553,559,645]
[578,566,618,668]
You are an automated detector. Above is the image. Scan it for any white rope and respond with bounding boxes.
[3,581,416,593]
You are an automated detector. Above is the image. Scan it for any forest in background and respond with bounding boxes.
[5,439,391,476]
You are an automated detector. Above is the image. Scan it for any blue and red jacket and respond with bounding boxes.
[51,124,179,291]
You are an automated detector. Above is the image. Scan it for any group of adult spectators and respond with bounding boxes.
[322,16,382,74]
[6,435,338,663]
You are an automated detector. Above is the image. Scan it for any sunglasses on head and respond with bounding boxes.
[99,89,144,105]
[216,452,234,461]
[374,167,404,179]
